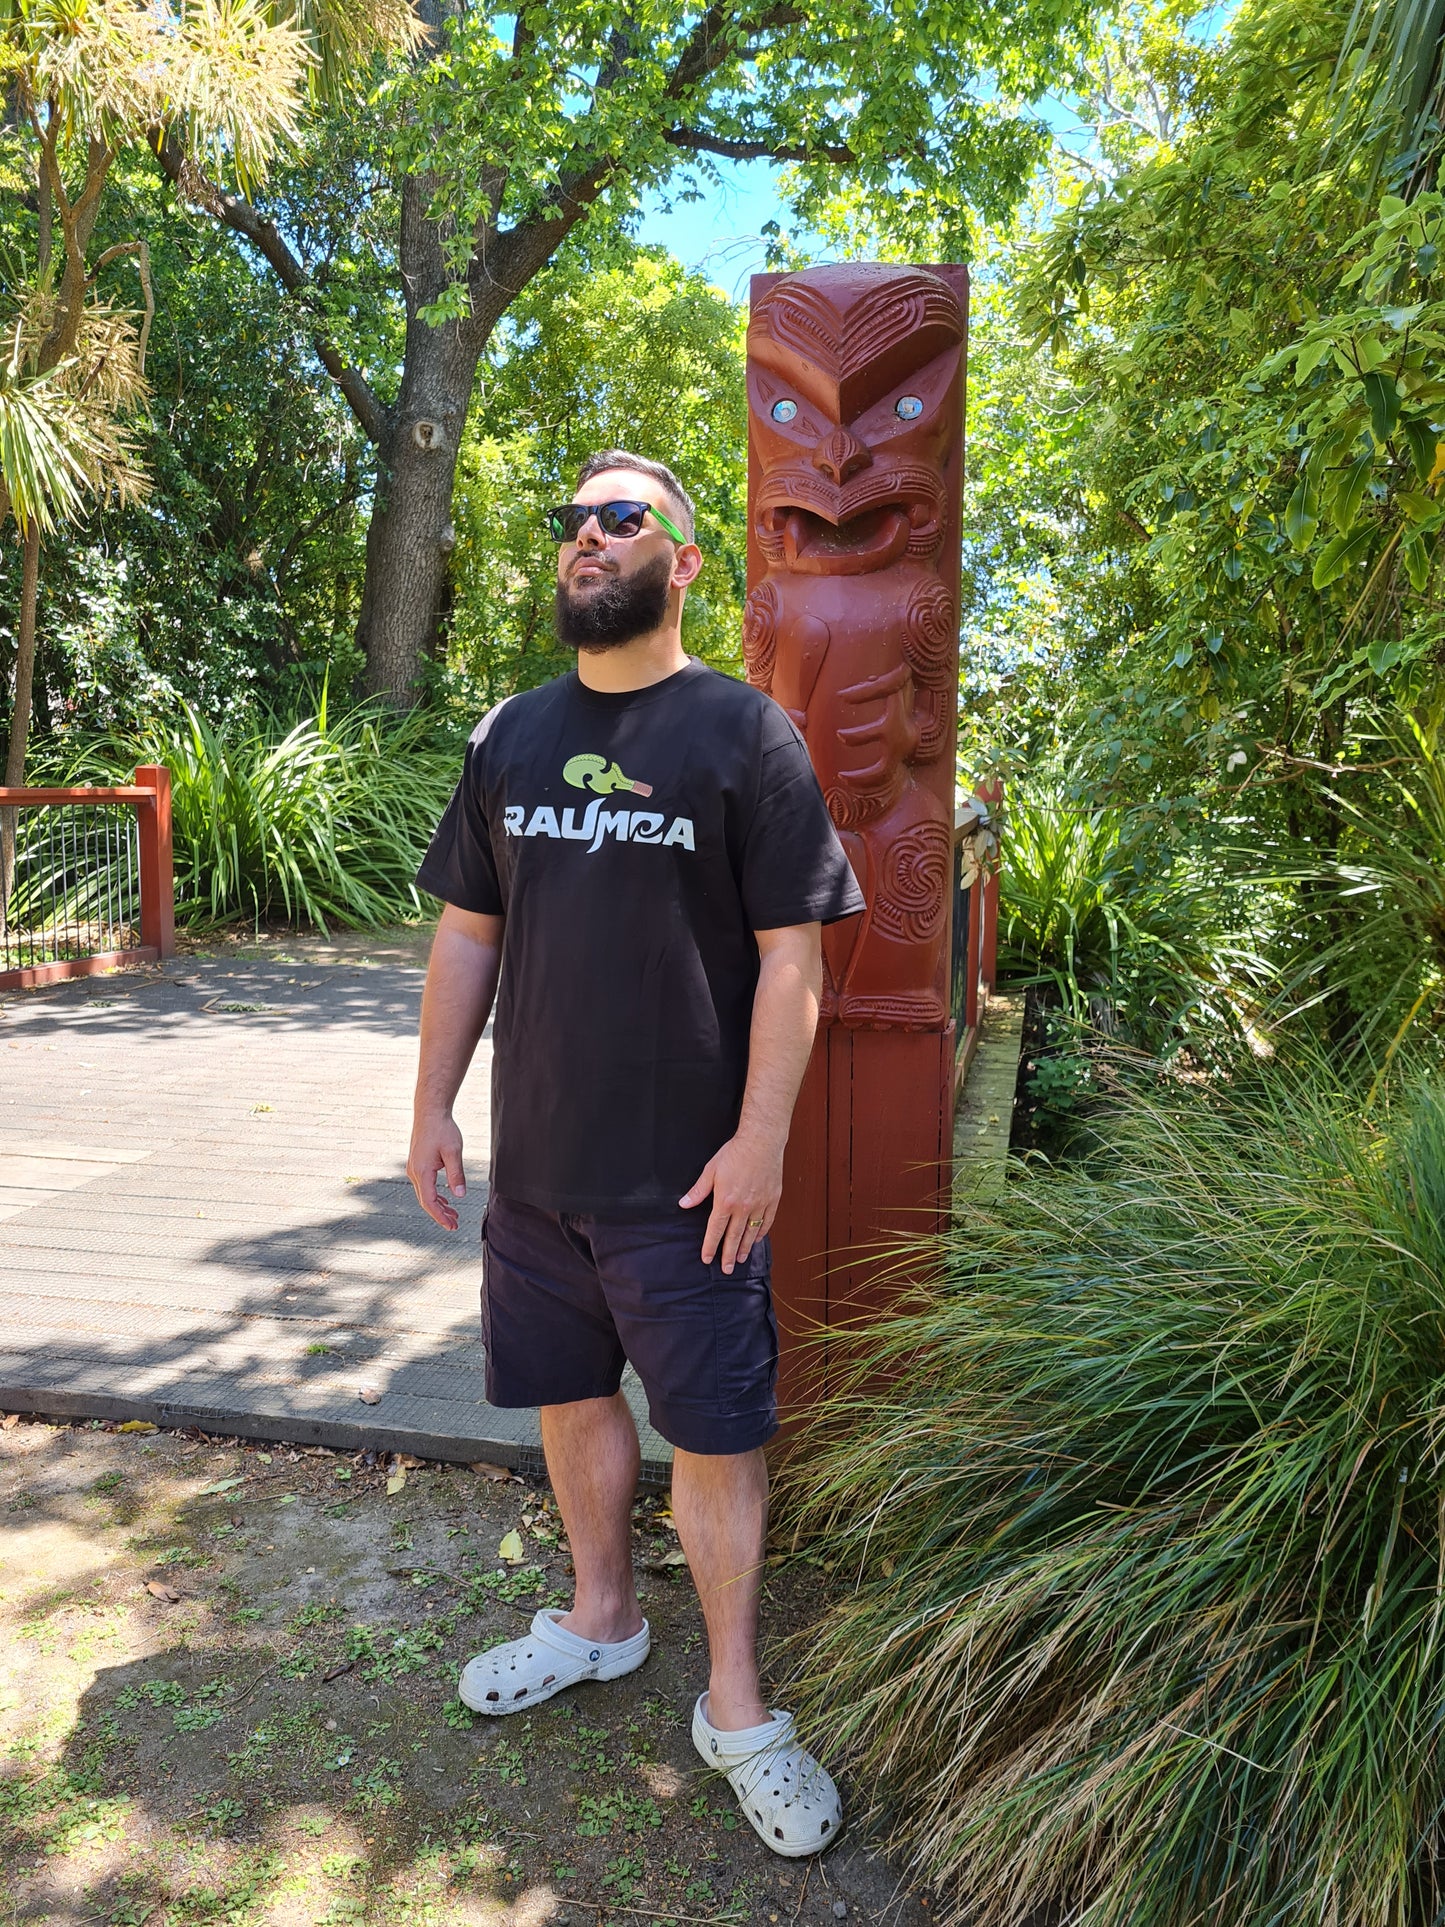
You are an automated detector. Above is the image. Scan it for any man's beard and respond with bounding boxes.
[555,551,674,651]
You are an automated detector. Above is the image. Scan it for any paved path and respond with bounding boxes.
[954,991,1025,1200]
[0,935,668,1477]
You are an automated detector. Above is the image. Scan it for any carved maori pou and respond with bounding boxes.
[744,263,966,1030]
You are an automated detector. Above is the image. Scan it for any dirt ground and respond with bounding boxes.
[0,1414,930,1927]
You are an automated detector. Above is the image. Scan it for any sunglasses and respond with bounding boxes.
[545,499,686,544]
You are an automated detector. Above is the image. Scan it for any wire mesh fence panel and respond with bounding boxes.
[0,803,142,973]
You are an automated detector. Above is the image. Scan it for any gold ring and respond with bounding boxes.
[748,1217,764,1228]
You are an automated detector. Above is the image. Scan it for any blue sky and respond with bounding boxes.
[634,162,783,292]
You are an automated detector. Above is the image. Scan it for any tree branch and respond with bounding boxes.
[469,0,801,311]
[89,240,155,374]
[662,125,856,163]
[149,127,388,446]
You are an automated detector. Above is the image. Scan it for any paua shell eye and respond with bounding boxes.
[771,399,799,423]
[895,395,924,421]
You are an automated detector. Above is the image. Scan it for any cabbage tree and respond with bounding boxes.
[0,0,417,816]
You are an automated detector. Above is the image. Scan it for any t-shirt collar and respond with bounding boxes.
[568,656,707,709]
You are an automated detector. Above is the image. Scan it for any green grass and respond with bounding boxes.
[68,691,460,930]
[789,1058,1445,1927]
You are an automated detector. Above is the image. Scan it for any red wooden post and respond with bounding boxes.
[134,764,175,959]
[744,262,968,1413]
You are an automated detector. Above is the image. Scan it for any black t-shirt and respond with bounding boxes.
[416,658,865,1214]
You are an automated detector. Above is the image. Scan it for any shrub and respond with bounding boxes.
[999,780,1258,1051]
[1268,713,1445,1062]
[69,695,461,929]
[789,1060,1445,1927]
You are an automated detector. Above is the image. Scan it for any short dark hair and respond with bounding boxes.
[575,449,696,541]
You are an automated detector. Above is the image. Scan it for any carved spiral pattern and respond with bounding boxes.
[869,822,950,943]
[742,582,779,691]
[902,578,956,688]
[824,782,900,830]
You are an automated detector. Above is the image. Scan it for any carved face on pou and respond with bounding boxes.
[747,264,965,574]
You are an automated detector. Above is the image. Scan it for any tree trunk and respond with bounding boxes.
[1,521,41,927]
[356,320,479,704]
[355,146,489,705]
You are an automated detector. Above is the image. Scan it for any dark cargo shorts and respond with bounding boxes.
[480,1193,779,1455]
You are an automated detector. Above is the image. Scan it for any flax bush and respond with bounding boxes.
[999,780,1260,1049]
[790,1061,1445,1927]
[71,697,459,928]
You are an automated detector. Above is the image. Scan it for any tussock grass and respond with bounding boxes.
[790,1062,1445,1927]
[72,695,460,929]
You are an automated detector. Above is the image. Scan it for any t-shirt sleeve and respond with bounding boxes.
[740,703,867,930]
[415,715,505,915]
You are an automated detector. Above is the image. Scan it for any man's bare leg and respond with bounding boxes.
[671,1445,769,1731]
[541,1392,646,1645]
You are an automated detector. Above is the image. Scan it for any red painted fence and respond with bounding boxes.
[0,765,174,991]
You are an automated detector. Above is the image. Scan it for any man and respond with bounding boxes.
[408,450,864,1859]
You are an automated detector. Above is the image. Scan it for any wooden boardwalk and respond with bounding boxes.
[954,992,1025,1201]
[1,930,1020,1471]
[0,931,667,1476]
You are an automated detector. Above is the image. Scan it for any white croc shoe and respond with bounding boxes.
[459,1610,650,1715]
[692,1694,844,1857]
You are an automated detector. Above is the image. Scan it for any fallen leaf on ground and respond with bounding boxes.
[322,1660,354,1683]
[469,1461,509,1481]
[498,1530,525,1564]
[386,1470,407,1495]
[145,1580,181,1603]
[392,1453,423,1470]
[2,1413,18,1430]
[256,1452,273,1463]
[357,1388,382,1405]
[643,1550,689,1573]
[195,1475,245,1496]
[118,1419,157,1434]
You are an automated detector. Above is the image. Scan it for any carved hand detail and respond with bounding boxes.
[835,662,920,787]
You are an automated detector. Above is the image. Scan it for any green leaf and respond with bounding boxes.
[1284,476,1319,551]
[1403,417,1440,481]
[1363,369,1402,443]
[1311,526,1374,588]
[1410,418,1441,481]
[1395,488,1441,522]
[1366,637,1405,673]
[1294,337,1332,383]
[1329,453,1374,532]
[1356,335,1390,372]
[1404,531,1435,591]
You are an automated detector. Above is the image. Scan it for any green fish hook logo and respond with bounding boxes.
[562,753,654,797]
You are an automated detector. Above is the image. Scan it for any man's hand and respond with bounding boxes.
[680,1131,784,1273]
[408,905,502,1232]
[409,1110,467,1231]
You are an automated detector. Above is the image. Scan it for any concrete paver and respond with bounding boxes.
[0,941,669,1477]
[954,991,1025,1202]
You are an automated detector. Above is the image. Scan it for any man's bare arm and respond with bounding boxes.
[408,904,505,1231]
[679,922,822,1274]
